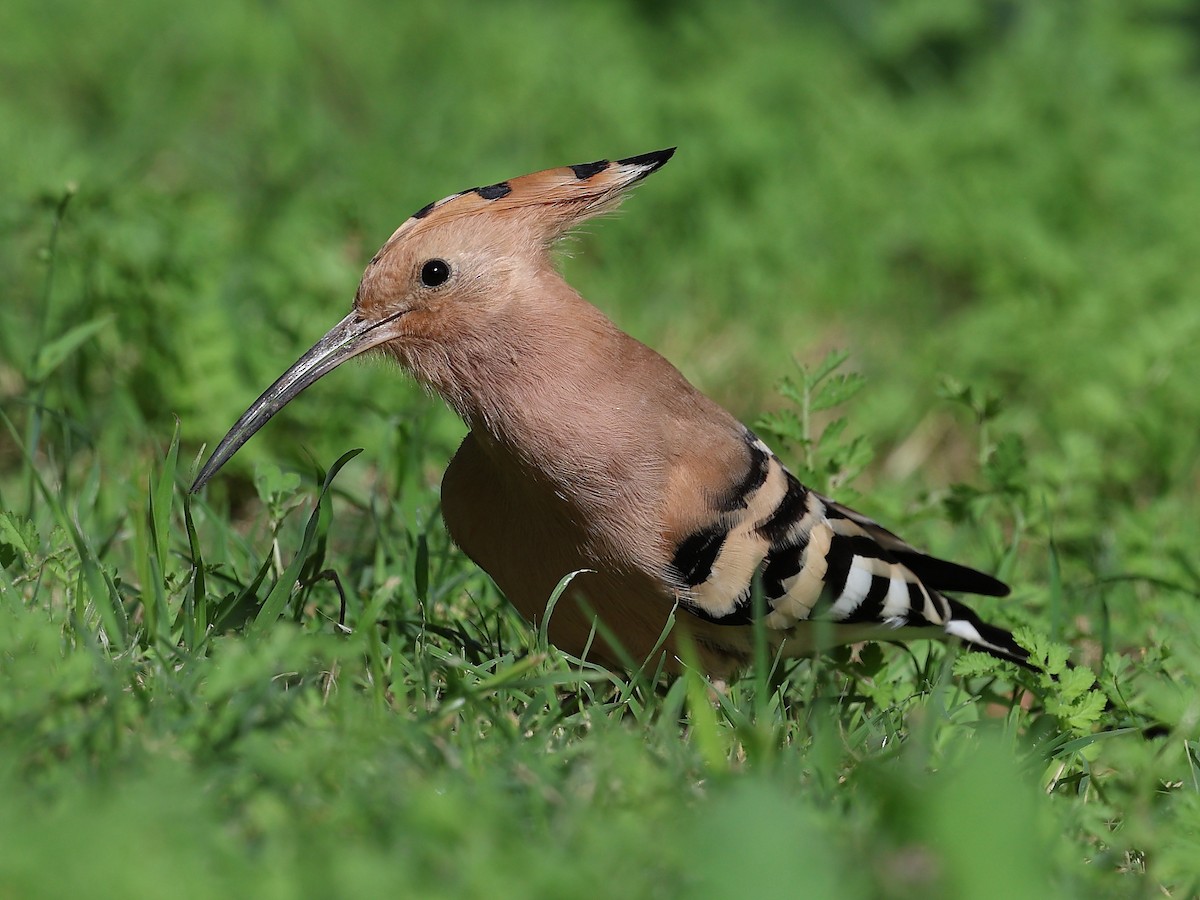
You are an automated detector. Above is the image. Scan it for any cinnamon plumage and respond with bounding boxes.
[192,149,1028,678]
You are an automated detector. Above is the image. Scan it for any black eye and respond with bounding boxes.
[420,259,451,287]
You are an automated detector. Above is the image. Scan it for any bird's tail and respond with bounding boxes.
[942,597,1036,670]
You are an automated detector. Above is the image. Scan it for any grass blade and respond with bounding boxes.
[251,449,362,634]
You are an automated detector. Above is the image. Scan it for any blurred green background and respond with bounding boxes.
[2,1,1200,896]
[4,0,1199,561]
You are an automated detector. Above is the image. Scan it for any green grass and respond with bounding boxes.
[3,1,1200,896]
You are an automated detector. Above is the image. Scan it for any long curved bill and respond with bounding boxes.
[190,310,403,493]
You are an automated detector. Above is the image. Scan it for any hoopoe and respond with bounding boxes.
[192,148,1030,679]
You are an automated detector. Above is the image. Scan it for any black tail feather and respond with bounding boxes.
[944,597,1036,670]
[900,552,1011,598]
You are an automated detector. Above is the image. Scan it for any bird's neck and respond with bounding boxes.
[462,290,638,456]
[396,275,660,493]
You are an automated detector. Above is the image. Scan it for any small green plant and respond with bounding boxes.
[754,349,873,497]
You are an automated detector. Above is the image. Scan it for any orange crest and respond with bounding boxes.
[374,148,676,256]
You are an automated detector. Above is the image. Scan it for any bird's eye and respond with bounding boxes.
[420,259,451,288]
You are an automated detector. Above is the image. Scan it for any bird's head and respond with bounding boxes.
[190,148,675,491]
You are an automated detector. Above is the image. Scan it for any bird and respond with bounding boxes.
[191,148,1030,680]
